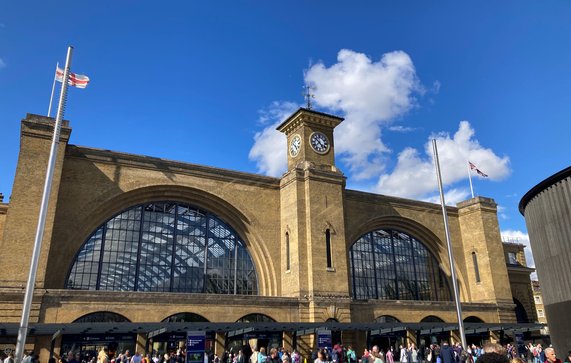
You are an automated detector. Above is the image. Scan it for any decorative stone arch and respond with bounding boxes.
[161,312,210,322]
[347,215,469,301]
[421,315,445,323]
[513,298,530,323]
[463,316,485,323]
[322,221,337,235]
[374,315,401,323]
[71,311,132,323]
[61,185,277,296]
[236,313,276,322]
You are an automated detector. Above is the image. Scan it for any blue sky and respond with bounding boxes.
[1,2,570,270]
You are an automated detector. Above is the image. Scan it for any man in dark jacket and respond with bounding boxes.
[440,343,455,363]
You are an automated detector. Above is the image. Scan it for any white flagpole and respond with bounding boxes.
[47,62,59,117]
[15,46,73,363]
[467,161,474,198]
[432,139,467,348]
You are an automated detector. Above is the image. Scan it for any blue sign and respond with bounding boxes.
[317,330,332,349]
[186,331,206,363]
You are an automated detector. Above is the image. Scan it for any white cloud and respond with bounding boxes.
[501,229,537,280]
[377,121,511,200]
[0,58,5,69]
[423,188,471,206]
[497,205,509,220]
[432,80,441,93]
[249,49,422,179]
[388,125,417,133]
[248,101,299,177]
[304,49,422,180]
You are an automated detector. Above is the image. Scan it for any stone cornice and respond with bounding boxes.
[280,165,346,189]
[344,189,459,216]
[276,108,343,135]
[22,114,72,142]
[40,289,303,307]
[65,145,281,189]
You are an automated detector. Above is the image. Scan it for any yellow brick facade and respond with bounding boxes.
[0,110,518,358]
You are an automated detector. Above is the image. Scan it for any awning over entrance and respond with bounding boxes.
[0,322,545,337]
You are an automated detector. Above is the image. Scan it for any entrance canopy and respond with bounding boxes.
[0,322,545,337]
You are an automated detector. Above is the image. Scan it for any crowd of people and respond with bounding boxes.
[2,343,570,363]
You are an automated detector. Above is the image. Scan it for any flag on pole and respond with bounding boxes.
[56,66,90,88]
[469,161,488,177]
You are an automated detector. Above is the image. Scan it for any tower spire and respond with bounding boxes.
[303,85,315,109]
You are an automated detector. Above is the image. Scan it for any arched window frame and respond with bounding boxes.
[349,228,452,301]
[285,231,291,272]
[325,228,333,269]
[66,201,258,295]
[472,251,481,283]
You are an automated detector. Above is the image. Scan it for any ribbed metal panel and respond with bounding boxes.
[522,172,571,355]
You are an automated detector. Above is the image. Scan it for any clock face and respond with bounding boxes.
[289,134,302,157]
[310,132,330,154]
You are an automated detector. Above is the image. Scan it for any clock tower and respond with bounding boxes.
[276,107,350,307]
[277,108,343,171]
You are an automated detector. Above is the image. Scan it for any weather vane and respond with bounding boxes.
[303,85,315,109]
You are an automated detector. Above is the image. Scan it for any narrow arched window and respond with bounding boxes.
[286,232,290,271]
[326,229,332,268]
[472,251,481,283]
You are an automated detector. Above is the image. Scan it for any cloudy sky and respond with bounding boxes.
[2,2,570,277]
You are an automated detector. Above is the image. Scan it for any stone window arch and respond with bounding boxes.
[349,228,452,301]
[66,201,258,295]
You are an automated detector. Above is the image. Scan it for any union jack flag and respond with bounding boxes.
[469,161,488,177]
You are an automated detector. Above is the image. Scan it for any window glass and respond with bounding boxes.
[350,228,452,301]
[67,202,257,295]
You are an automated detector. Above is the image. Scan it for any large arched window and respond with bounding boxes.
[66,201,258,295]
[349,229,452,301]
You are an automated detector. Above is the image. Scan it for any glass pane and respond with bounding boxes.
[66,202,258,295]
[350,228,452,302]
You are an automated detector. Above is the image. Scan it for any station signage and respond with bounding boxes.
[316,330,332,349]
[186,331,206,363]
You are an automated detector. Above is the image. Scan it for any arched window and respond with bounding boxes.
[463,316,484,323]
[162,313,209,322]
[349,229,452,301]
[421,315,444,323]
[66,201,258,295]
[236,314,276,323]
[472,252,481,283]
[326,229,332,268]
[73,311,131,323]
[286,232,290,271]
[374,315,401,323]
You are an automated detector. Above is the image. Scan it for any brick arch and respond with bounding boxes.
[463,315,485,323]
[420,315,445,322]
[58,185,277,296]
[161,312,209,322]
[347,215,469,301]
[70,310,132,323]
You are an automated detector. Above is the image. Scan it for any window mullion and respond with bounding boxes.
[133,206,144,291]
[203,215,210,293]
[170,203,178,292]
[370,233,378,300]
[95,224,107,290]
[390,230,399,299]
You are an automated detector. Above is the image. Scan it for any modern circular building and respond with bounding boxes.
[520,166,571,354]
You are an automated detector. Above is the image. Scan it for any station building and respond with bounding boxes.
[0,109,529,361]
